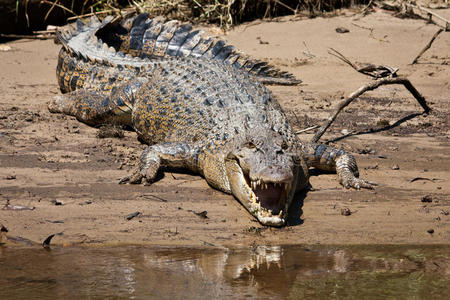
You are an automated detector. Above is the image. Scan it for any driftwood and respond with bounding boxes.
[328,48,398,78]
[311,77,431,143]
[378,1,450,30]
[407,3,450,31]
[411,28,444,64]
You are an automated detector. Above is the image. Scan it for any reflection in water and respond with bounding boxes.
[0,245,449,299]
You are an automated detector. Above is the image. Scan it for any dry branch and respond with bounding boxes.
[311,77,431,143]
[0,33,54,40]
[296,125,319,134]
[40,0,76,16]
[407,3,450,31]
[328,48,398,78]
[411,28,444,64]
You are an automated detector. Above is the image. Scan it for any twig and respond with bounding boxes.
[33,28,57,34]
[311,77,431,143]
[139,194,168,202]
[328,48,398,78]
[350,22,389,43]
[361,0,374,15]
[411,28,444,64]
[24,0,30,28]
[40,0,76,16]
[66,8,136,21]
[302,41,315,58]
[296,125,319,134]
[328,47,359,71]
[67,10,114,21]
[272,0,297,14]
[43,0,60,22]
[0,33,53,40]
[351,22,373,33]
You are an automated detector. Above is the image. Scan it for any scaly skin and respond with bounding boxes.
[70,14,301,85]
[49,16,375,226]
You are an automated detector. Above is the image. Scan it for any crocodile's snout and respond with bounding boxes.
[225,138,299,226]
[250,164,294,185]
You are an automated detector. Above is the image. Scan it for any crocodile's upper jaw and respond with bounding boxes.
[224,158,299,227]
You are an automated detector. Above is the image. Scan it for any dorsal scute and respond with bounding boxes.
[95,14,302,85]
[88,15,101,28]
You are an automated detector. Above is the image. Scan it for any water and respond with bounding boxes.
[0,244,449,299]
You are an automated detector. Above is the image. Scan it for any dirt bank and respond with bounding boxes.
[0,9,449,247]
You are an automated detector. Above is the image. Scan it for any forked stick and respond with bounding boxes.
[311,77,431,143]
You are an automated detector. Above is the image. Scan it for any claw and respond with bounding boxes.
[347,178,377,190]
[118,176,131,184]
[118,171,144,184]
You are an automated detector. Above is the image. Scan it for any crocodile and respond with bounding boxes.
[48,15,375,226]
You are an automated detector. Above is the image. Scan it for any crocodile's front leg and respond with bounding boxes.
[302,143,376,189]
[119,142,201,185]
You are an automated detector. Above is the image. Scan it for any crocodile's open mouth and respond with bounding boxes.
[244,175,290,217]
[225,157,295,226]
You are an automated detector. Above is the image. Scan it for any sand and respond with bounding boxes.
[0,9,449,247]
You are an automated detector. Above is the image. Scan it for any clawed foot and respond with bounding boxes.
[120,147,161,185]
[119,165,159,185]
[48,96,65,113]
[119,171,144,185]
[119,169,152,185]
[341,177,377,190]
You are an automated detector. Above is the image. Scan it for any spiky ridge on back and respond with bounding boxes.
[70,14,301,85]
[56,15,299,153]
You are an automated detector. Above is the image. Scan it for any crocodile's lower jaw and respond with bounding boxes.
[225,160,293,227]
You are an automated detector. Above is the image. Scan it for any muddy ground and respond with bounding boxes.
[0,9,449,247]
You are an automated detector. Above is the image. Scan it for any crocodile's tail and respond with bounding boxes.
[95,13,301,85]
[55,15,151,69]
